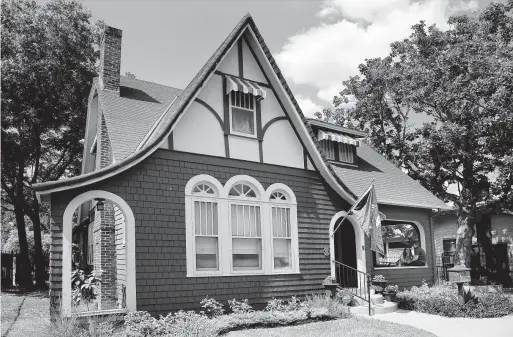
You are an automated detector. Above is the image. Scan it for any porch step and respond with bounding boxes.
[349,300,398,316]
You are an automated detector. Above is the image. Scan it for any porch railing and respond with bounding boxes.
[333,260,372,316]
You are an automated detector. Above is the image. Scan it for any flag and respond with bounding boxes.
[351,184,384,255]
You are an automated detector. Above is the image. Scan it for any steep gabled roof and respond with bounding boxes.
[33,13,449,212]
[33,14,356,205]
[100,76,181,160]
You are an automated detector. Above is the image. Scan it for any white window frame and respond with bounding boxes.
[229,91,257,138]
[267,184,299,273]
[87,222,94,265]
[185,175,300,277]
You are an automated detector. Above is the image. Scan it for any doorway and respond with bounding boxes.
[334,218,358,287]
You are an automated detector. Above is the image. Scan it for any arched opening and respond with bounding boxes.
[329,211,367,285]
[62,190,136,317]
[334,219,357,287]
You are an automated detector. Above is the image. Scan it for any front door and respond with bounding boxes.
[334,218,358,287]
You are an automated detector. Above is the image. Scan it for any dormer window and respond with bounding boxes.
[318,130,359,164]
[226,76,266,138]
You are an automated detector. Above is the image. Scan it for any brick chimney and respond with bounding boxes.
[99,25,122,92]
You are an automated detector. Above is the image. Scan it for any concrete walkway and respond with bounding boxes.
[365,309,513,337]
[1,292,50,337]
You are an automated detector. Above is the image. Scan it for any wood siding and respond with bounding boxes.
[49,149,348,316]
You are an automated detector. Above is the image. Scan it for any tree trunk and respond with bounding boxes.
[30,193,47,289]
[14,204,33,290]
[455,210,475,267]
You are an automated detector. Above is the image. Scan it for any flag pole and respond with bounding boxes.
[331,178,375,237]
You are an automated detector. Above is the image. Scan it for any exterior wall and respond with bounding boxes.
[368,205,436,288]
[168,31,314,171]
[433,214,513,256]
[114,205,126,307]
[433,214,457,257]
[49,149,348,316]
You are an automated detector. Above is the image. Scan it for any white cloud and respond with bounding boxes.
[295,95,323,118]
[276,0,478,104]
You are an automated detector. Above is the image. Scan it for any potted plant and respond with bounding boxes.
[383,284,398,302]
[371,275,387,294]
[322,276,339,298]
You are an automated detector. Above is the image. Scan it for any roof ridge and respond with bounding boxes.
[119,75,183,92]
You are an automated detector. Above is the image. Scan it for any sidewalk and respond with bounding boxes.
[365,309,513,337]
[1,292,50,337]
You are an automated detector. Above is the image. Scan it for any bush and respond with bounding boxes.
[227,298,253,314]
[200,296,224,318]
[125,294,350,336]
[395,281,513,318]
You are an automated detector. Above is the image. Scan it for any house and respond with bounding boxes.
[432,210,513,287]
[33,14,450,318]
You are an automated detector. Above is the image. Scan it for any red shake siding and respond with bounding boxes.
[49,149,348,316]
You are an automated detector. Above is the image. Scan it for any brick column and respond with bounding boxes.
[93,201,117,310]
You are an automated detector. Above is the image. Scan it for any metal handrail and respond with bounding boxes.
[332,260,372,316]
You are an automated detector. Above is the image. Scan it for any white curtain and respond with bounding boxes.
[272,207,292,269]
[232,108,254,135]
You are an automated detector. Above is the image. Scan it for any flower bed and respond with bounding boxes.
[395,281,513,318]
[125,294,350,337]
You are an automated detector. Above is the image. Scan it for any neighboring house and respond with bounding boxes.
[433,210,513,286]
[33,14,449,317]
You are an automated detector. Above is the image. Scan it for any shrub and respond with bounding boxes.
[395,281,513,318]
[125,311,163,337]
[200,296,225,318]
[265,298,286,311]
[303,293,349,319]
[227,298,253,314]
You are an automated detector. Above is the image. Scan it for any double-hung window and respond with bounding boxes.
[190,182,221,274]
[87,222,94,265]
[229,183,262,271]
[270,191,293,271]
[230,91,256,137]
[185,175,299,277]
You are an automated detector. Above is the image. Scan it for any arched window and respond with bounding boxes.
[184,175,299,276]
[228,181,262,272]
[267,184,298,272]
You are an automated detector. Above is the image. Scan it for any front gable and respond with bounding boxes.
[168,29,310,170]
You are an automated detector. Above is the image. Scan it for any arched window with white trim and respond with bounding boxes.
[184,175,300,276]
[185,175,224,276]
[267,184,299,272]
[228,181,263,272]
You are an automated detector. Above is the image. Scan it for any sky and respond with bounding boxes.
[77,0,500,119]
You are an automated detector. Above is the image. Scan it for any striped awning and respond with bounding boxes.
[226,76,266,99]
[318,129,360,146]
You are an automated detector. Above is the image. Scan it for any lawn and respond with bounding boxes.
[225,316,437,337]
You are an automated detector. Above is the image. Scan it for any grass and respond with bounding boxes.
[224,316,438,337]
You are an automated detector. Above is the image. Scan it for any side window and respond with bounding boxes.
[270,191,294,271]
[230,91,256,136]
[375,220,426,268]
[320,140,335,160]
[191,183,220,272]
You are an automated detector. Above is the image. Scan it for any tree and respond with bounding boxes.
[325,1,513,268]
[1,0,100,289]
[316,57,417,168]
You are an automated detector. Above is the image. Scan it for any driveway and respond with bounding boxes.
[365,309,513,337]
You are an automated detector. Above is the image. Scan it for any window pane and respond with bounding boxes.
[232,108,255,135]
[274,239,292,269]
[232,238,262,270]
[272,207,291,238]
[212,204,218,235]
[194,201,201,235]
[231,204,260,237]
[206,202,213,236]
[196,237,218,271]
